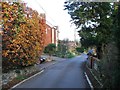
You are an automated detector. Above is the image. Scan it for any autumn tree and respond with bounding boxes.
[2,2,46,72]
[2,2,26,71]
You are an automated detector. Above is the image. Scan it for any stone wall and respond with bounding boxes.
[2,65,39,86]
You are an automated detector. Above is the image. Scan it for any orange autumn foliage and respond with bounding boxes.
[1,2,46,72]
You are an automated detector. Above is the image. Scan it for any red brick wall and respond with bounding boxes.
[44,23,59,47]
[45,24,52,46]
[54,29,56,45]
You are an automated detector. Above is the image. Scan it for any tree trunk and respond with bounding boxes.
[96,45,102,59]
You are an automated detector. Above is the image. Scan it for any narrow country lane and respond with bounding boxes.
[13,54,90,89]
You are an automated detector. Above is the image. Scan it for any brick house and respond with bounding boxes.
[40,14,59,47]
[21,3,59,47]
[45,22,59,47]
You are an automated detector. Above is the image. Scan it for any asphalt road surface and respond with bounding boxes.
[13,54,90,89]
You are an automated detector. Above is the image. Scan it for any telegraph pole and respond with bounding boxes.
[74,29,77,47]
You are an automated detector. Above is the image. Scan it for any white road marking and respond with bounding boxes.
[84,72,94,90]
[10,70,44,89]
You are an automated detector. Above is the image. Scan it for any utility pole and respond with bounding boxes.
[74,29,77,47]
[74,29,76,42]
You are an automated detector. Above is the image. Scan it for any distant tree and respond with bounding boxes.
[57,39,70,57]
[76,47,84,53]
[57,43,67,54]
[44,44,56,56]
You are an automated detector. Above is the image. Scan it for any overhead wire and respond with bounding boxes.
[35,0,57,26]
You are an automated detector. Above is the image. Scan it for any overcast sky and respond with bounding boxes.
[22,0,80,41]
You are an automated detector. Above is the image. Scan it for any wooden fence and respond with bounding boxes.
[86,56,103,88]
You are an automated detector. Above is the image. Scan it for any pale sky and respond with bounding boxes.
[22,0,80,41]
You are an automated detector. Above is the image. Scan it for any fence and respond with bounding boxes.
[87,56,100,70]
[86,56,103,87]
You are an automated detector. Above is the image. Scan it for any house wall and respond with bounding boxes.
[45,23,59,47]
[45,24,52,46]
